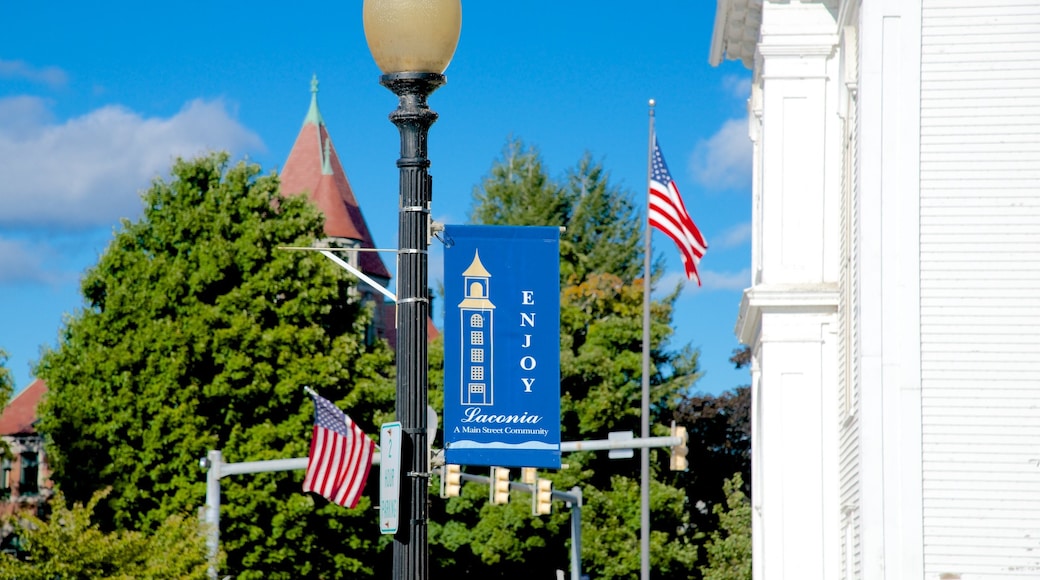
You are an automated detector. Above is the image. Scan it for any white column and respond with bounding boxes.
[739,289,839,580]
[736,2,842,579]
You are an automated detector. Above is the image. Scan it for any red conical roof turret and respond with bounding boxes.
[280,76,391,281]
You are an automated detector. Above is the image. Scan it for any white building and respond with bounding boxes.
[712,0,1040,578]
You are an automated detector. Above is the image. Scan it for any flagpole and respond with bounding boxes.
[640,98,656,580]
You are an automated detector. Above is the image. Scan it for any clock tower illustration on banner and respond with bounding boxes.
[457,250,496,406]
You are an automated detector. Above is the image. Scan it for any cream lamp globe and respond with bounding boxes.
[363,0,462,75]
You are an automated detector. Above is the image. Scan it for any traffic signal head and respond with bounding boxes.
[670,423,689,471]
[521,467,537,484]
[490,467,510,505]
[533,478,553,516]
[441,464,462,498]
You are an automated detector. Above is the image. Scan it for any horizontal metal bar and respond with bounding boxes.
[458,471,580,504]
[560,436,681,453]
[278,246,401,253]
[219,453,381,479]
[212,435,678,479]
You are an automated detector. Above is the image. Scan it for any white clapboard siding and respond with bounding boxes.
[920,0,1040,577]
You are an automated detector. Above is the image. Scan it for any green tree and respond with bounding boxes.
[0,489,211,580]
[658,346,751,576]
[561,154,645,284]
[665,386,750,548]
[429,138,700,579]
[468,139,570,229]
[700,473,752,580]
[468,139,650,287]
[582,476,697,579]
[36,153,396,579]
[0,351,14,461]
[0,350,14,415]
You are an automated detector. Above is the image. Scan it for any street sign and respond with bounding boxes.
[608,431,635,459]
[442,225,562,469]
[379,422,402,535]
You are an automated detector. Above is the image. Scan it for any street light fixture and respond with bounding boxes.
[363,1,461,579]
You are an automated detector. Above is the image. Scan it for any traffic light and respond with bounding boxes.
[521,467,537,484]
[670,422,689,471]
[532,477,553,516]
[441,464,462,498]
[490,467,510,505]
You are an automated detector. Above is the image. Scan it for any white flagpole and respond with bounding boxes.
[640,99,656,580]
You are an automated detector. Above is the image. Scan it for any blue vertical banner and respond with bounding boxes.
[442,225,561,469]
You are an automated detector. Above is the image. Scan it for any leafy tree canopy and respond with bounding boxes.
[700,473,752,580]
[468,139,649,286]
[0,489,212,580]
[0,351,13,416]
[36,153,396,579]
[0,351,12,460]
[661,347,751,574]
[468,139,569,231]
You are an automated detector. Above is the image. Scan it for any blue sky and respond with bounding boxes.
[0,1,752,396]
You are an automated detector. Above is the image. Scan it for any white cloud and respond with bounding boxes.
[689,117,751,192]
[700,268,751,291]
[655,271,690,295]
[0,60,68,88]
[0,97,264,228]
[721,74,752,100]
[655,267,750,295]
[0,96,54,138]
[0,237,62,284]
[712,222,752,250]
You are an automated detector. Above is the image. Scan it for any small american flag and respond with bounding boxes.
[302,392,375,509]
[648,137,708,285]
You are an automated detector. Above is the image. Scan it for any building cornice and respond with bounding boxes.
[736,283,839,345]
[710,0,762,68]
[711,0,841,69]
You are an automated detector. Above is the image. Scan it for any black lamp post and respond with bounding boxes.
[363,2,461,579]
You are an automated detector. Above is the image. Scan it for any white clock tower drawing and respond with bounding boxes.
[457,250,495,406]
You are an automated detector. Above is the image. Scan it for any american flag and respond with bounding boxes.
[302,392,375,509]
[648,137,708,285]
